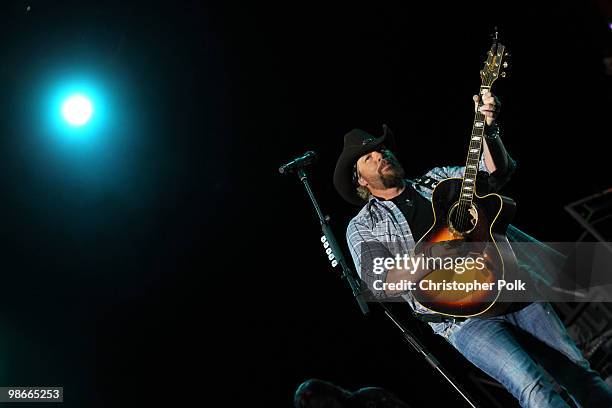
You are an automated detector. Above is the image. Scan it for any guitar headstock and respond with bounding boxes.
[480,29,510,87]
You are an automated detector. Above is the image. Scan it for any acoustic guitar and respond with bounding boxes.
[413,33,518,318]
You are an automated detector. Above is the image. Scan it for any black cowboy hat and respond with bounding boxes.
[333,124,396,206]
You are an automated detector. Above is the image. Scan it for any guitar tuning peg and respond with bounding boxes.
[500,72,507,77]
[331,260,338,267]
[503,61,509,68]
[323,241,330,249]
[321,236,327,243]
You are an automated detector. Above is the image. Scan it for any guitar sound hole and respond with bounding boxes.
[448,202,478,234]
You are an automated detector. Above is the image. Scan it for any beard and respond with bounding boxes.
[379,160,405,189]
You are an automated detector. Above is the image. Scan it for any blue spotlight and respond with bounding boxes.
[62,94,93,126]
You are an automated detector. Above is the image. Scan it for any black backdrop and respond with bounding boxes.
[0,0,610,406]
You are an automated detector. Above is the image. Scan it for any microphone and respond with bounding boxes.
[278,151,317,174]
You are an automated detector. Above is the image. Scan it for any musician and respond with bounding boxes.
[333,92,612,407]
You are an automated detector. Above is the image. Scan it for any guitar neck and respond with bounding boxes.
[459,35,507,206]
[459,85,490,205]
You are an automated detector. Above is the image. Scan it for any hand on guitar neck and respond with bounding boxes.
[473,91,500,127]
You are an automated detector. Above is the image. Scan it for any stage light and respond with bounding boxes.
[61,94,93,126]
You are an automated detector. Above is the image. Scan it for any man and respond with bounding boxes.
[333,92,612,407]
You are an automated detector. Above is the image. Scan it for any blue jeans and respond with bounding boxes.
[435,302,612,407]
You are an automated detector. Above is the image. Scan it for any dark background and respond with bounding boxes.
[0,0,610,406]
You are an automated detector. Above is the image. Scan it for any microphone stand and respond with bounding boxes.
[297,168,369,316]
[292,166,480,408]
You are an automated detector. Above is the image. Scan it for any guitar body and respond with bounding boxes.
[413,177,518,318]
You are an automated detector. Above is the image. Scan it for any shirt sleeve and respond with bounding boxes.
[346,219,396,300]
[483,123,517,191]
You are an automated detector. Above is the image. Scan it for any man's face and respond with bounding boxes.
[355,148,405,190]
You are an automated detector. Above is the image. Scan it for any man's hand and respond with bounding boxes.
[473,91,500,126]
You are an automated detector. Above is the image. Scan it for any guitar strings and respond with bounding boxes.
[460,79,491,233]
[457,92,478,231]
[457,94,485,232]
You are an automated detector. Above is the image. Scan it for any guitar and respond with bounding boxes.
[413,32,517,318]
